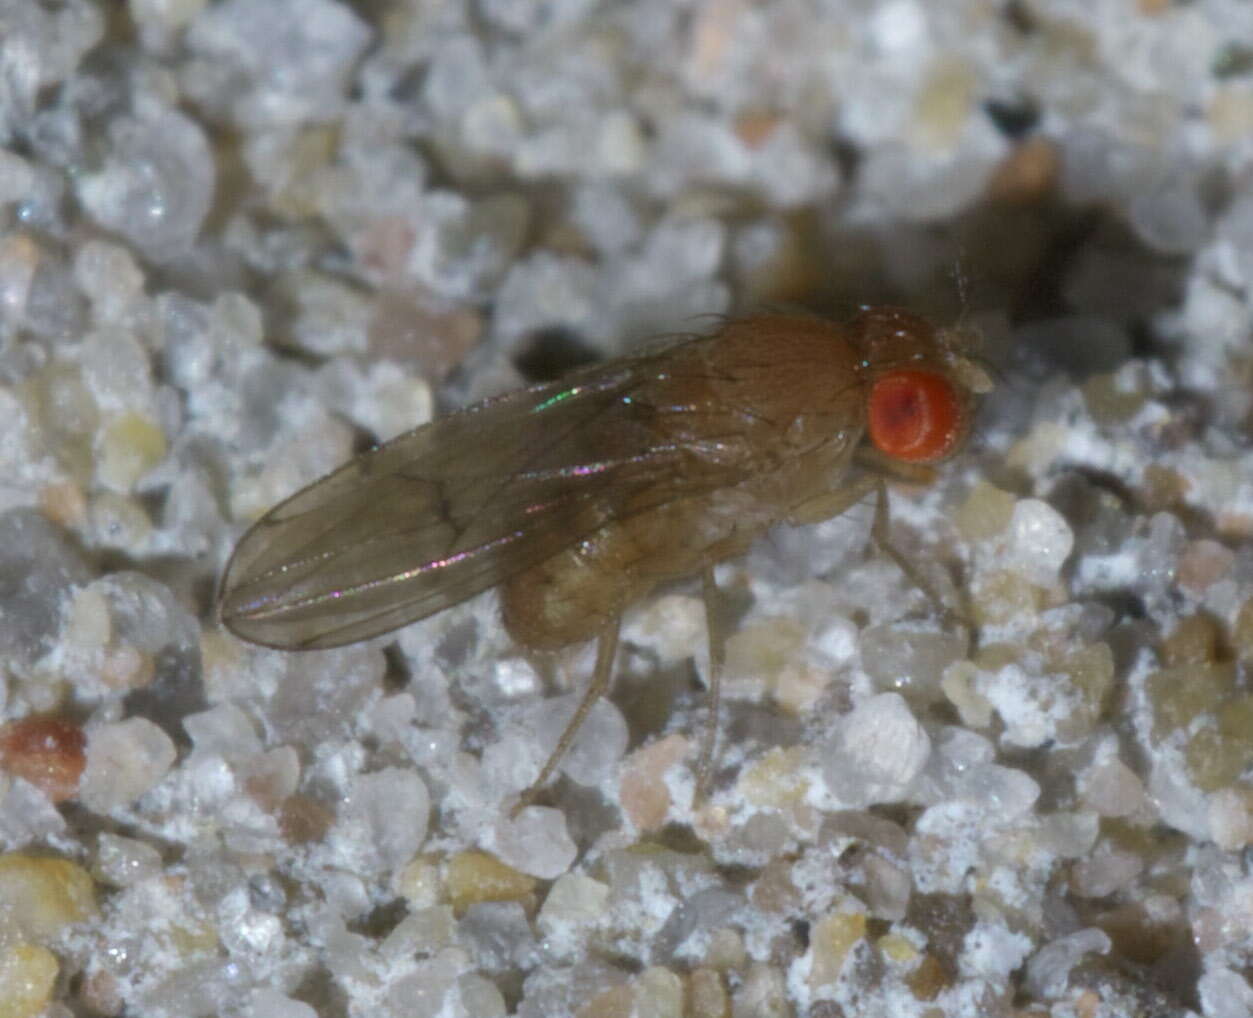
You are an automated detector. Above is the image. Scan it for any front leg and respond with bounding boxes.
[866,478,973,630]
[788,473,971,630]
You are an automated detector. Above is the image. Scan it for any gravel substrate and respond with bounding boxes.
[1,1,1252,1016]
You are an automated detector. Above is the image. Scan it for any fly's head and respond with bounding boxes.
[848,306,993,465]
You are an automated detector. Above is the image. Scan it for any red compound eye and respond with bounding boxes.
[868,369,964,463]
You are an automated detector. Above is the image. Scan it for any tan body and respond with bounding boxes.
[501,315,865,649]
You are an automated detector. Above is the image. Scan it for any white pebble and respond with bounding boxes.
[0,777,67,845]
[539,872,609,928]
[80,718,177,811]
[246,989,319,1018]
[961,921,1033,984]
[955,764,1040,821]
[77,111,215,260]
[536,872,608,957]
[1003,499,1074,585]
[979,663,1075,749]
[73,239,145,322]
[1198,968,1253,1018]
[624,594,707,669]
[1072,842,1143,897]
[1081,756,1148,818]
[868,0,929,57]
[864,855,910,920]
[0,149,36,206]
[1037,811,1100,859]
[1024,928,1110,999]
[187,0,372,123]
[481,733,545,796]
[333,767,430,873]
[95,832,163,887]
[820,693,930,807]
[493,806,577,880]
[1208,789,1253,851]
[183,703,262,759]
[0,234,39,317]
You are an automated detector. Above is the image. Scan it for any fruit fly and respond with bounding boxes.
[218,308,992,809]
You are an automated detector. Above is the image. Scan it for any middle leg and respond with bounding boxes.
[511,617,622,817]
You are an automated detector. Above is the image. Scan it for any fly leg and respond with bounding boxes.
[511,617,621,818]
[866,477,973,630]
[693,567,726,806]
[788,467,969,628]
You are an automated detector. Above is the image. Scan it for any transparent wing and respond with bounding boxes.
[218,340,753,650]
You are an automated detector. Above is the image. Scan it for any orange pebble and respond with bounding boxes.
[0,717,87,803]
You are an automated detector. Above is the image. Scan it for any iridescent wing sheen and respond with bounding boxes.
[218,340,754,650]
